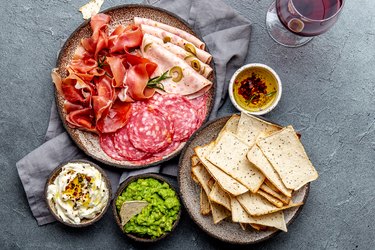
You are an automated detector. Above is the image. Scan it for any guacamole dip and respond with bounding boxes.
[116,178,180,238]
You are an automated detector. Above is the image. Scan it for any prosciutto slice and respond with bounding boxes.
[141,35,212,98]
[109,24,143,53]
[66,108,96,133]
[81,13,110,58]
[140,24,212,64]
[134,17,205,50]
[124,53,158,100]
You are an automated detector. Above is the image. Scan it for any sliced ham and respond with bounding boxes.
[141,35,212,98]
[142,34,213,78]
[134,17,205,50]
[140,24,212,64]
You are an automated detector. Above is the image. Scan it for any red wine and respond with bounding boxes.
[276,0,343,36]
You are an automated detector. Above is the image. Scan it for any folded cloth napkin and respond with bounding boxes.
[16,0,251,225]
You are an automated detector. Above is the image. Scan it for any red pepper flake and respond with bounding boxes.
[237,73,267,104]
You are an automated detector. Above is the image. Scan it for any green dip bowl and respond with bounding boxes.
[112,173,182,243]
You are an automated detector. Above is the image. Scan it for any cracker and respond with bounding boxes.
[237,191,303,216]
[191,155,200,166]
[211,202,230,224]
[257,190,284,208]
[216,114,240,140]
[206,132,265,192]
[230,196,287,232]
[194,144,248,196]
[209,182,231,211]
[119,201,148,227]
[247,145,292,197]
[236,112,282,146]
[260,183,291,205]
[191,164,212,196]
[257,126,319,190]
[200,187,211,215]
[79,0,104,20]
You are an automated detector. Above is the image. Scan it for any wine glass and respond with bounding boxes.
[266,0,345,47]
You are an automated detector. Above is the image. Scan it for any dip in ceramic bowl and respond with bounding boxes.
[229,63,282,115]
[113,174,181,242]
[45,159,111,227]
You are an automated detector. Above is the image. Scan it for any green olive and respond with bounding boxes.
[184,43,197,56]
[184,52,195,60]
[169,66,184,82]
[143,42,153,52]
[190,59,201,72]
[163,36,171,43]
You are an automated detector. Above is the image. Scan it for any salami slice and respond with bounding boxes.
[100,133,127,161]
[149,94,199,142]
[189,93,208,128]
[127,107,174,153]
[152,141,182,158]
[114,126,150,161]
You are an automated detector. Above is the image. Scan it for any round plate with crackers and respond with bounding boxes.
[178,113,318,244]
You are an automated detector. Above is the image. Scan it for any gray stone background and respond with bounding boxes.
[1,0,374,249]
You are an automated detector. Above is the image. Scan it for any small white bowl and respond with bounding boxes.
[228,63,282,116]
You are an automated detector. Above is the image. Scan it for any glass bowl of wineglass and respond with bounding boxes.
[266,0,345,47]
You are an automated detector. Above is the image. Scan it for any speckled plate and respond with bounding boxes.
[54,4,215,169]
[178,115,309,244]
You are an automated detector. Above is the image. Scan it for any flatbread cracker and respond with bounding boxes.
[230,196,287,232]
[247,145,292,197]
[200,187,211,215]
[211,202,230,224]
[257,190,284,208]
[191,164,212,195]
[237,191,303,216]
[119,201,148,227]
[236,112,282,146]
[260,183,291,205]
[209,182,231,211]
[257,126,318,190]
[191,155,200,166]
[216,114,240,140]
[79,0,104,20]
[206,132,265,192]
[194,144,248,196]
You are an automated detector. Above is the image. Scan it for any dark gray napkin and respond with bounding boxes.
[16,0,251,225]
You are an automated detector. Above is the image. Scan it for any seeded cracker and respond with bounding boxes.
[260,183,291,205]
[79,0,104,20]
[119,201,148,227]
[206,132,265,192]
[200,187,211,215]
[236,112,282,146]
[247,145,292,197]
[192,164,229,223]
[209,182,231,211]
[257,190,284,208]
[230,196,287,232]
[237,191,303,216]
[257,126,318,190]
[194,143,248,196]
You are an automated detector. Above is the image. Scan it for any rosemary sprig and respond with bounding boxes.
[265,91,277,97]
[146,71,171,91]
[246,94,257,104]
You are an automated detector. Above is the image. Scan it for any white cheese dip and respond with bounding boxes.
[47,162,109,224]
